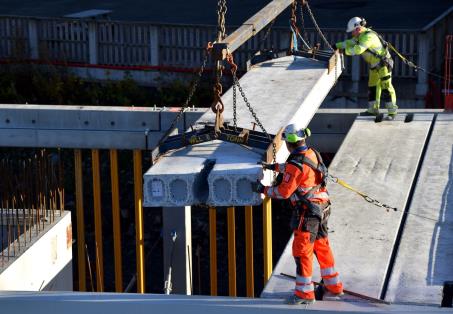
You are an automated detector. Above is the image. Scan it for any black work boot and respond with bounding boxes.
[286,294,315,305]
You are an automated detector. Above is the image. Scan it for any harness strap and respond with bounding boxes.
[362,30,393,70]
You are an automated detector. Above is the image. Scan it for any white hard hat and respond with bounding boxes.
[282,123,311,143]
[346,17,366,33]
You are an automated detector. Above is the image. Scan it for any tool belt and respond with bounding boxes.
[290,201,331,230]
[370,55,394,72]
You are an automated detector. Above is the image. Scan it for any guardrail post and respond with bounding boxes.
[416,32,429,106]
[150,25,159,66]
[263,197,272,284]
[88,21,98,65]
[227,206,237,297]
[133,150,145,293]
[28,19,39,59]
[245,205,254,297]
[209,207,218,296]
[74,149,86,291]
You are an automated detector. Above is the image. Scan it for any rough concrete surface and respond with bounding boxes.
[386,113,453,305]
[144,55,342,207]
[0,291,449,314]
[262,114,435,302]
[143,140,267,207]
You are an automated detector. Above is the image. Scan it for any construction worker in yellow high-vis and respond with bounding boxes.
[335,17,397,119]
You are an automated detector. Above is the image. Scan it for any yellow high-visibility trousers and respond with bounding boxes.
[367,66,397,115]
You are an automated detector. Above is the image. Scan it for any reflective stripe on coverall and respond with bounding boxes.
[336,28,397,115]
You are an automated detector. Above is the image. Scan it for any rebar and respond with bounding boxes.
[0,149,65,264]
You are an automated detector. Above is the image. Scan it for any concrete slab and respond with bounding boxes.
[200,55,341,134]
[144,54,343,207]
[0,291,449,314]
[262,114,434,301]
[143,140,268,207]
[0,104,205,149]
[386,113,453,305]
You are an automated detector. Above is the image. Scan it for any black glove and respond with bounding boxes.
[251,181,265,193]
[257,161,277,171]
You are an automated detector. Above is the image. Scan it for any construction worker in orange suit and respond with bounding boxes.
[251,123,343,305]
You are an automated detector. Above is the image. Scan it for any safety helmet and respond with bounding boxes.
[346,17,366,33]
[282,123,311,143]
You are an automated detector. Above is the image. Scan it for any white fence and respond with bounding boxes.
[0,16,426,78]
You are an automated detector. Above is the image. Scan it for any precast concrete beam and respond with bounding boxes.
[143,140,272,207]
[0,104,204,149]
[386,113,453,305]
[144,55,343,207]
[262,114,434,300]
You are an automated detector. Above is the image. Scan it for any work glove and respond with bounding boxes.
[257,161,277,171]
[251,181,265,194]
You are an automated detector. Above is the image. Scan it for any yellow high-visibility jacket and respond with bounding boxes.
[336,28,391,69]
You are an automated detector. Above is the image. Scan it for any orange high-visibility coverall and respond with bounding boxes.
[264,147,343,300]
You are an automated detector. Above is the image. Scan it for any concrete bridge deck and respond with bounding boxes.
[263,113,453,307]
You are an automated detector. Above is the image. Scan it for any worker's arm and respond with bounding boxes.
[340,33,373,56]
[263,163,303,199]
[335,39,355,51]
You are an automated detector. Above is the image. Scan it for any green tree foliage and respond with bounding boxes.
[0,63,212,107]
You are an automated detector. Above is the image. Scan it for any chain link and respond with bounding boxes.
[232,73,276,164]
[232,78,237,129]
[305,1,333,51]
[217,0,227,41]
[156,48,210,148]
[259,19,276,51]
[299,2,311,48]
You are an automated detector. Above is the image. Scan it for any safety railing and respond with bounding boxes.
[0,15,426,79]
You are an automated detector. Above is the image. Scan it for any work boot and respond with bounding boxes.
[286,294,315,305]
[316,284,344,300]
[323,290,344,298]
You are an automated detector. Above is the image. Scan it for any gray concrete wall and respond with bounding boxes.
[0,211,73,291]
[0,104,205,149]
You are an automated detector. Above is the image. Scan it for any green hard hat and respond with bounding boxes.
[282,123,311,143]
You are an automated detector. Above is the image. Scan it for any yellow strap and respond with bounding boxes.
[336,179,368,198]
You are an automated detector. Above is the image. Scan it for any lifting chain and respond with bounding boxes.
[259,19,276,51]
[210,0,228,133]
[228,55,276,164]
[155,43,213,149]
[227,54,238,130]
[217,0,227,41]
[304,1,340,83]
[305,1,333,52]
[299,1,311,48]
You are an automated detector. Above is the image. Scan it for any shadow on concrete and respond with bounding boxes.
[257,58,325,71]
[427,145,453,285]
